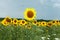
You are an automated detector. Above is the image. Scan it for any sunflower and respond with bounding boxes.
[58,21,60,25]
[1,20,9,26]
[59,21,60,22]
[47,22,53,27]
[24,8,36,21]
[55,20,59,25]
[18,20,21,24]
[32,20,37,25]
[12,18,18,26]
[25,25,32,29]
[20,20,27,26]
[40,21,47,26]
[36,22,40,27]
[39,22,42,26]
[51,20,59,26]
[18,20,23,26]
[51,21,55,25]
[4,16,12,23]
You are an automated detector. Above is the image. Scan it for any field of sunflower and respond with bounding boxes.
[0,8,60,40]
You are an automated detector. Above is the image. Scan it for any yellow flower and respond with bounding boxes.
[12,18,18,26]
[18,20,22,26]
[20,20,27,26]
[39,22,42,26]
[58,21,60,25]
[36,22,40,27]
[51,20,59,25]
[25,25,32,29]
[4,16,12,23]
[18,20,21,24]
[24,8,36,21]
[32,20,37,25]
[55,20,59,25]
[47,22,53,27]
[1,20,9,26]
[40,21,47,26]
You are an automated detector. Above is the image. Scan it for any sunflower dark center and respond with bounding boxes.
[53,21,55,23]
[6,18,11,22]
[56,21,58,23]
[22,21,25,24]
[14,20,17,23]
[37,24,39,26]
[48,23,51,26]
[28,26,31,27]
[34,21,36,24]
[27,11,34,18]
[43,23,44,24]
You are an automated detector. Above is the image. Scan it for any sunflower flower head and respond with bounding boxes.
[24,8,36,21]
[12,18,18,26]
[1,20,9,26]
[40,21,47,27]
[39,22,42,26]
[32,20,37,25]
[4,16,12,23]
[51,20,59,26]
[47,22,53,27]
[36,22,40,27]
[20,20,27,26]
[25,25,32,29]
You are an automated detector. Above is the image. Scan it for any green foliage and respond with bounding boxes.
[0,25,60,40]
[0,18,60,40]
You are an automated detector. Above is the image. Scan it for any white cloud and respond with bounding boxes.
[53,3,60,8]
[39,0,46,5]
[51,0,60,3]
[51,0,60,8]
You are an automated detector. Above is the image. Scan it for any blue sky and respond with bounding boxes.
[0,0,60,20]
